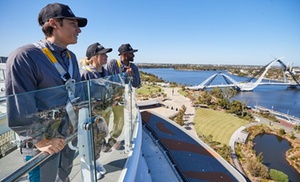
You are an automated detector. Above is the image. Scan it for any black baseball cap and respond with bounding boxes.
[86,42,112,59]
[118,44,138,56]
[38,3,87,27]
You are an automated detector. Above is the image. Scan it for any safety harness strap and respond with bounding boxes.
[34,42,78,131]
[34,42,73,82]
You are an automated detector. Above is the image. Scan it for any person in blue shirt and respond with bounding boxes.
[106,43,141,88]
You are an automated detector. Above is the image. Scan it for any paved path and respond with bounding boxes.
[140,87,197,137]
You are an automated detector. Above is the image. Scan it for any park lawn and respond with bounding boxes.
[178,89,189,97]
[194,108,249,146]
[136,84,162,95]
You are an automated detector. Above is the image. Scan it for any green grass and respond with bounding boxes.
[178,89,189,97]
[136,84,162,95]
[194,108,249,145]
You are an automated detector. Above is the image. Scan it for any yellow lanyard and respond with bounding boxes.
[42,47,73,82]
[34,42,73,82]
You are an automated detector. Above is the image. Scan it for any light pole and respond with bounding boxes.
[271,106,274,113]
[286,110,291,122]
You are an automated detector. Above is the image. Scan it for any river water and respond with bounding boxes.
[140,68,300,181]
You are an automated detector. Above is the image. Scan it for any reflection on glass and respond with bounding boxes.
[89,78,125,161]
[0,73,141,181]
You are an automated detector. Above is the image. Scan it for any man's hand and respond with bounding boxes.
[35,138,65,155]
[125,66,134,77]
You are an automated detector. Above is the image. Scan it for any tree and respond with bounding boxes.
[247,159,269,178]
[229,100,243,116]
[290,132,296,139]
[279,129,286,135]
[210,87,223,99]
[294,125,300,132]
[256,152,263,163]
[175,111,184,126]
[181,105,187,113]
[218,97,230,110]
[174,105,187,126]
[205,134,213,143]
[222,87,237,100]
[217,144,232,161]
[181,85,185,91]
[201,91,212,105]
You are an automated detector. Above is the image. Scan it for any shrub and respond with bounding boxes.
[269,169,288,182]
[294,125,300,131]
[279,129,286,135]
[247,159,269,178]
[290,133,296,139]
[242,115,250,121]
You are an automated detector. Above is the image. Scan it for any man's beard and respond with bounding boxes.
[128,58,134,62]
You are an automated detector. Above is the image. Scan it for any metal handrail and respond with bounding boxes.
[0,133,77,182]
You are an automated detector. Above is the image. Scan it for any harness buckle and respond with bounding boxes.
[65,79,76,101]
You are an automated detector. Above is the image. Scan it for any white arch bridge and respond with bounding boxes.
[185,58,300,92]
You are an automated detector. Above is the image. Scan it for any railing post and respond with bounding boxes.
[77,107,96,181]
[124,83,133,153]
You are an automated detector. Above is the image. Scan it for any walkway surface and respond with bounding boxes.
[139,87,198,137]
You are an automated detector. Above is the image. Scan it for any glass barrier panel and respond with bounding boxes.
[0,73,140,182]
[0,81,89,181]
[87,75,132,181]
[88,77,125,172]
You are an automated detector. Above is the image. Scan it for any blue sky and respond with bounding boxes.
[0,0,299,66]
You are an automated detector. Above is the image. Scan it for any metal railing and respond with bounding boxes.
[1,133,77,181]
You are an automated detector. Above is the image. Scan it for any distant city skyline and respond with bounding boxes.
[0,0,299,66]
